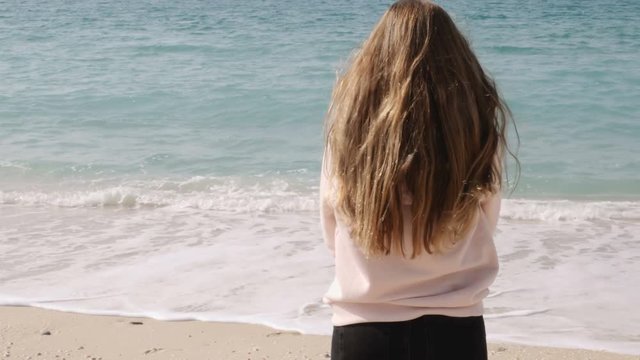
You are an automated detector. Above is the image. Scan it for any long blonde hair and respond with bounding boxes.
[325,0,516,257]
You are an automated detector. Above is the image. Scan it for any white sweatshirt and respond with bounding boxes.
[320,154,501,326]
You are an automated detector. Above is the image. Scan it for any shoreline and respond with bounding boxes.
[1,306,637,360]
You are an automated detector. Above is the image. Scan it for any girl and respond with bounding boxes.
[320,1,516,359]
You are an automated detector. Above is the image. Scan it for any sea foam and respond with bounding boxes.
[1,192,639,355]
[2,182,640,222]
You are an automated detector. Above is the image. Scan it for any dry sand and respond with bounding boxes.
[0,306,637,360]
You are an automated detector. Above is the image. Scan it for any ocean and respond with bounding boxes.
[1,0,639,355]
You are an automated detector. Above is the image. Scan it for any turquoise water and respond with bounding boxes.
[2,0,640,354]
[1,0,639,198]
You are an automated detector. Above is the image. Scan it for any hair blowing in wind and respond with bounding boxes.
[325,0,516,257]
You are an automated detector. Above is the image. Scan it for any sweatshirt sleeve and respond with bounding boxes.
[480,189,502,234]
[480,152,504,234]
[320,150,337,255]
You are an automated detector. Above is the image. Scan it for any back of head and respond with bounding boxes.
[326,0,512,257]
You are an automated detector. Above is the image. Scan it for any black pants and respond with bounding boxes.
[331,315,488,360]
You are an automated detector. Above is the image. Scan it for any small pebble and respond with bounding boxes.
[41,331,51,336]
[129,321,143,325]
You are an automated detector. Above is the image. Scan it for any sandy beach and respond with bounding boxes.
[0,306,636,360]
